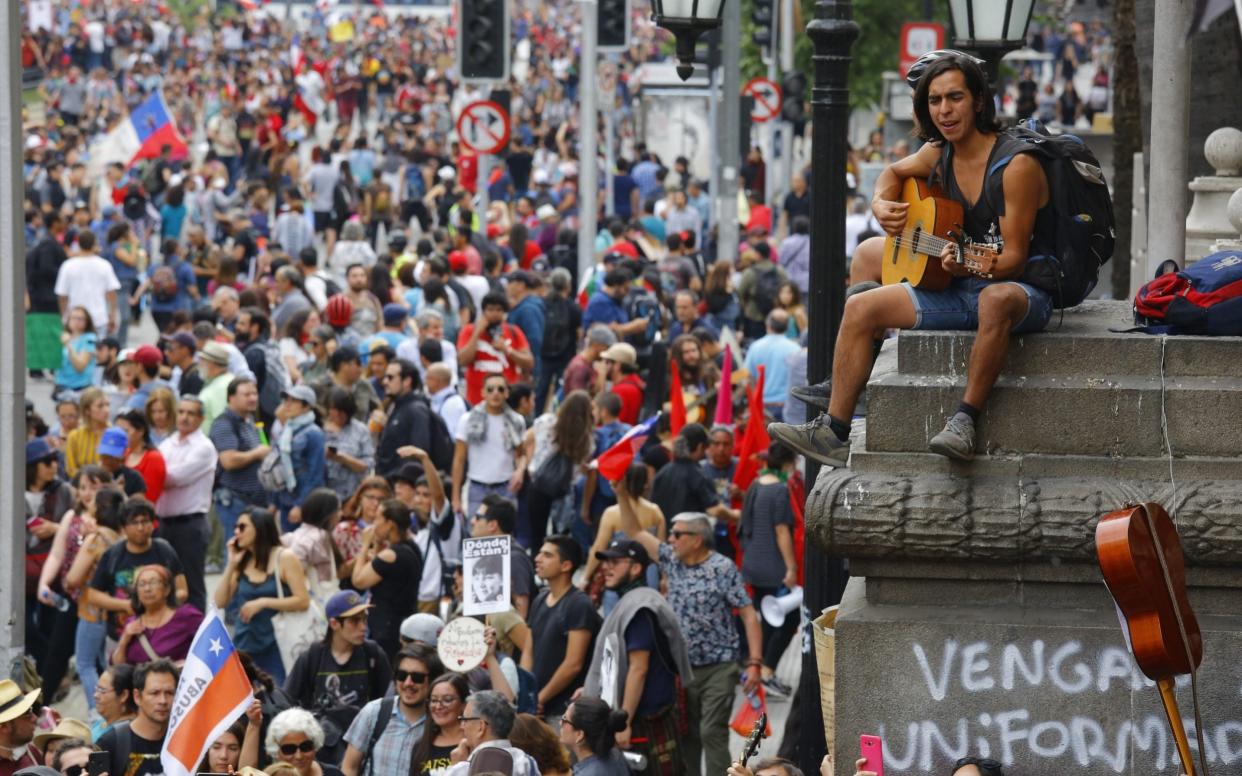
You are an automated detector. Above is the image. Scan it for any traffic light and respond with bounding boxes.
[781,71,807,123]
[751,0,773,49]
[598,0,630,51]
[458,0,510,83]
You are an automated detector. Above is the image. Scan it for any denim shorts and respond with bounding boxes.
[901,276,1054,333]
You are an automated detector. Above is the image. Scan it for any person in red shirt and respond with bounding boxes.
[601,343,645,425]
[458,292,536,405]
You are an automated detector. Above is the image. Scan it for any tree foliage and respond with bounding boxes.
[741,0,949,110]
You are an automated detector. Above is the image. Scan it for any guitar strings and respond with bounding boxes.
[1158,334,1210,776]
[888,230,994,275]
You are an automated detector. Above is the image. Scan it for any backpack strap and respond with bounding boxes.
[359,697,396,776]
[111,721,134,776]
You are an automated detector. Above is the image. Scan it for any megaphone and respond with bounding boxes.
[760,586,802,627]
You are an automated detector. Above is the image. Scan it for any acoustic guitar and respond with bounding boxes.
[880,177,1001,289]
[1095,502,1208,776]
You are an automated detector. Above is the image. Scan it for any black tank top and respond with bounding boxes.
[930,131,1056,255]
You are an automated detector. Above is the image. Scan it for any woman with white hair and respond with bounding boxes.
[265,708,343,776]
[327,220,377,287]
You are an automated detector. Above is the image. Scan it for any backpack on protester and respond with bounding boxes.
[754,264,784,315]
[1131,251,1242,335]
[333,181,355,220]
[624,286,663,351]
[256,340,291,417]
[150,264,179,302]
[982,119,1116,309]
[316,270,343,299]
[422,398,456,472]
[541,294,577,360]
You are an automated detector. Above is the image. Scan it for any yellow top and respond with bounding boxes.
[64,426,103,477]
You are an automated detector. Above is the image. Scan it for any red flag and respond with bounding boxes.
[714,347,733,426]
[733,366,768,493]
[669,361,686,436]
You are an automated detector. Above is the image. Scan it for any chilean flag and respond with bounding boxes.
[87,91,188,177]
[161,611,254,776]
[593,414,659,482]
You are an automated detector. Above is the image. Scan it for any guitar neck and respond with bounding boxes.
[1158,677,1197,776]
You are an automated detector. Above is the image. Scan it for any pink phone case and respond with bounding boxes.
[859,734,885,776]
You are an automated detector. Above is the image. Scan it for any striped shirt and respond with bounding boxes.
[65,425,103,476]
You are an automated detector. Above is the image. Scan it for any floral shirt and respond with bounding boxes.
[657,543,751,666]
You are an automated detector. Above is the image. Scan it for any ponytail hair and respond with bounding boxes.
[568,697,628,757]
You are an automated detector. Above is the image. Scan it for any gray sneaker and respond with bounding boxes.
[767,416,851,467]
[929,415,976,460]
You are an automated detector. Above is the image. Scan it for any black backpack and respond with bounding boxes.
[984,120,1116,309]
[754,264,783,315]
[541,294,577,360]
[413,395,456,472]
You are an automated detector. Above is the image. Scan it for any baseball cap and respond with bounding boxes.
[97,427,128,458]
[536,204,558,221]
[448,250,469,273]
[117,348,137,364]
[25,438,56,465]
[594,538,650,567]
[165,331,198,352]
[389,461,425,488]
[437,165,457,181]
[131,344,163,368]
[400,613,445,646]
[326,590,372,620]
[600,342,637,367]
[532,169,550,185]
[505,269,538,287]
[383,303,408,325]
[283,385,318,406]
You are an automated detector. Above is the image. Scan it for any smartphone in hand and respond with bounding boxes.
[88,750,110,776]
[859,734,885,776]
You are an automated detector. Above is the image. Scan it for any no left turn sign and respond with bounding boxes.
[456,100,511,155]
[742,77,782,123]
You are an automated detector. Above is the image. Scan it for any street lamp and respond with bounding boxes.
[947,0,1036,85]
[650,0,725,80]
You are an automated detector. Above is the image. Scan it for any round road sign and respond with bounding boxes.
[456,99,511,155]
[742,77,782,123]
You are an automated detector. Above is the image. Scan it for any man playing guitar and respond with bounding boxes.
[770,50,1056,464]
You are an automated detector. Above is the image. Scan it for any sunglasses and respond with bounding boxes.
[670,530,698,539]
[394,670,429,684]
[280,741,316,755]
[484,385,508,394]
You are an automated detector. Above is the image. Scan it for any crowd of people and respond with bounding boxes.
[16,1,823,776]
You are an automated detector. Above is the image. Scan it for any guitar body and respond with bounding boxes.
[1095,503,1203,678]
[881,177,963,290]
[1095,502,1204,776]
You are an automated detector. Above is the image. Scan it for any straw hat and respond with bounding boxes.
[0,679,41,724]
[33,717,91,751]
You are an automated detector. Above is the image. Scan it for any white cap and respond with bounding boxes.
[532,169,550,185]
[536,204,558,220]
[437,165,457,181]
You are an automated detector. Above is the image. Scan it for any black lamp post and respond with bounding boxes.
[649,0,725,80]
[801,2,857,776]
[947,0,1037,87]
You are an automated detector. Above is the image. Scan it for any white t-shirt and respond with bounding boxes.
[415,504,464,602]
[454,411,515,484]
[459,275,491,314]
[54,255,121,331]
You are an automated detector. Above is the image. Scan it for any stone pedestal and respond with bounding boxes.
[1185,128,1242,264]
[808,301,1242,775]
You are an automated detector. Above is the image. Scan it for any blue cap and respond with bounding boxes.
[25,438,56,465]
[97,427,128,458]
[326,590,372,620]
[382,303,408,325]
